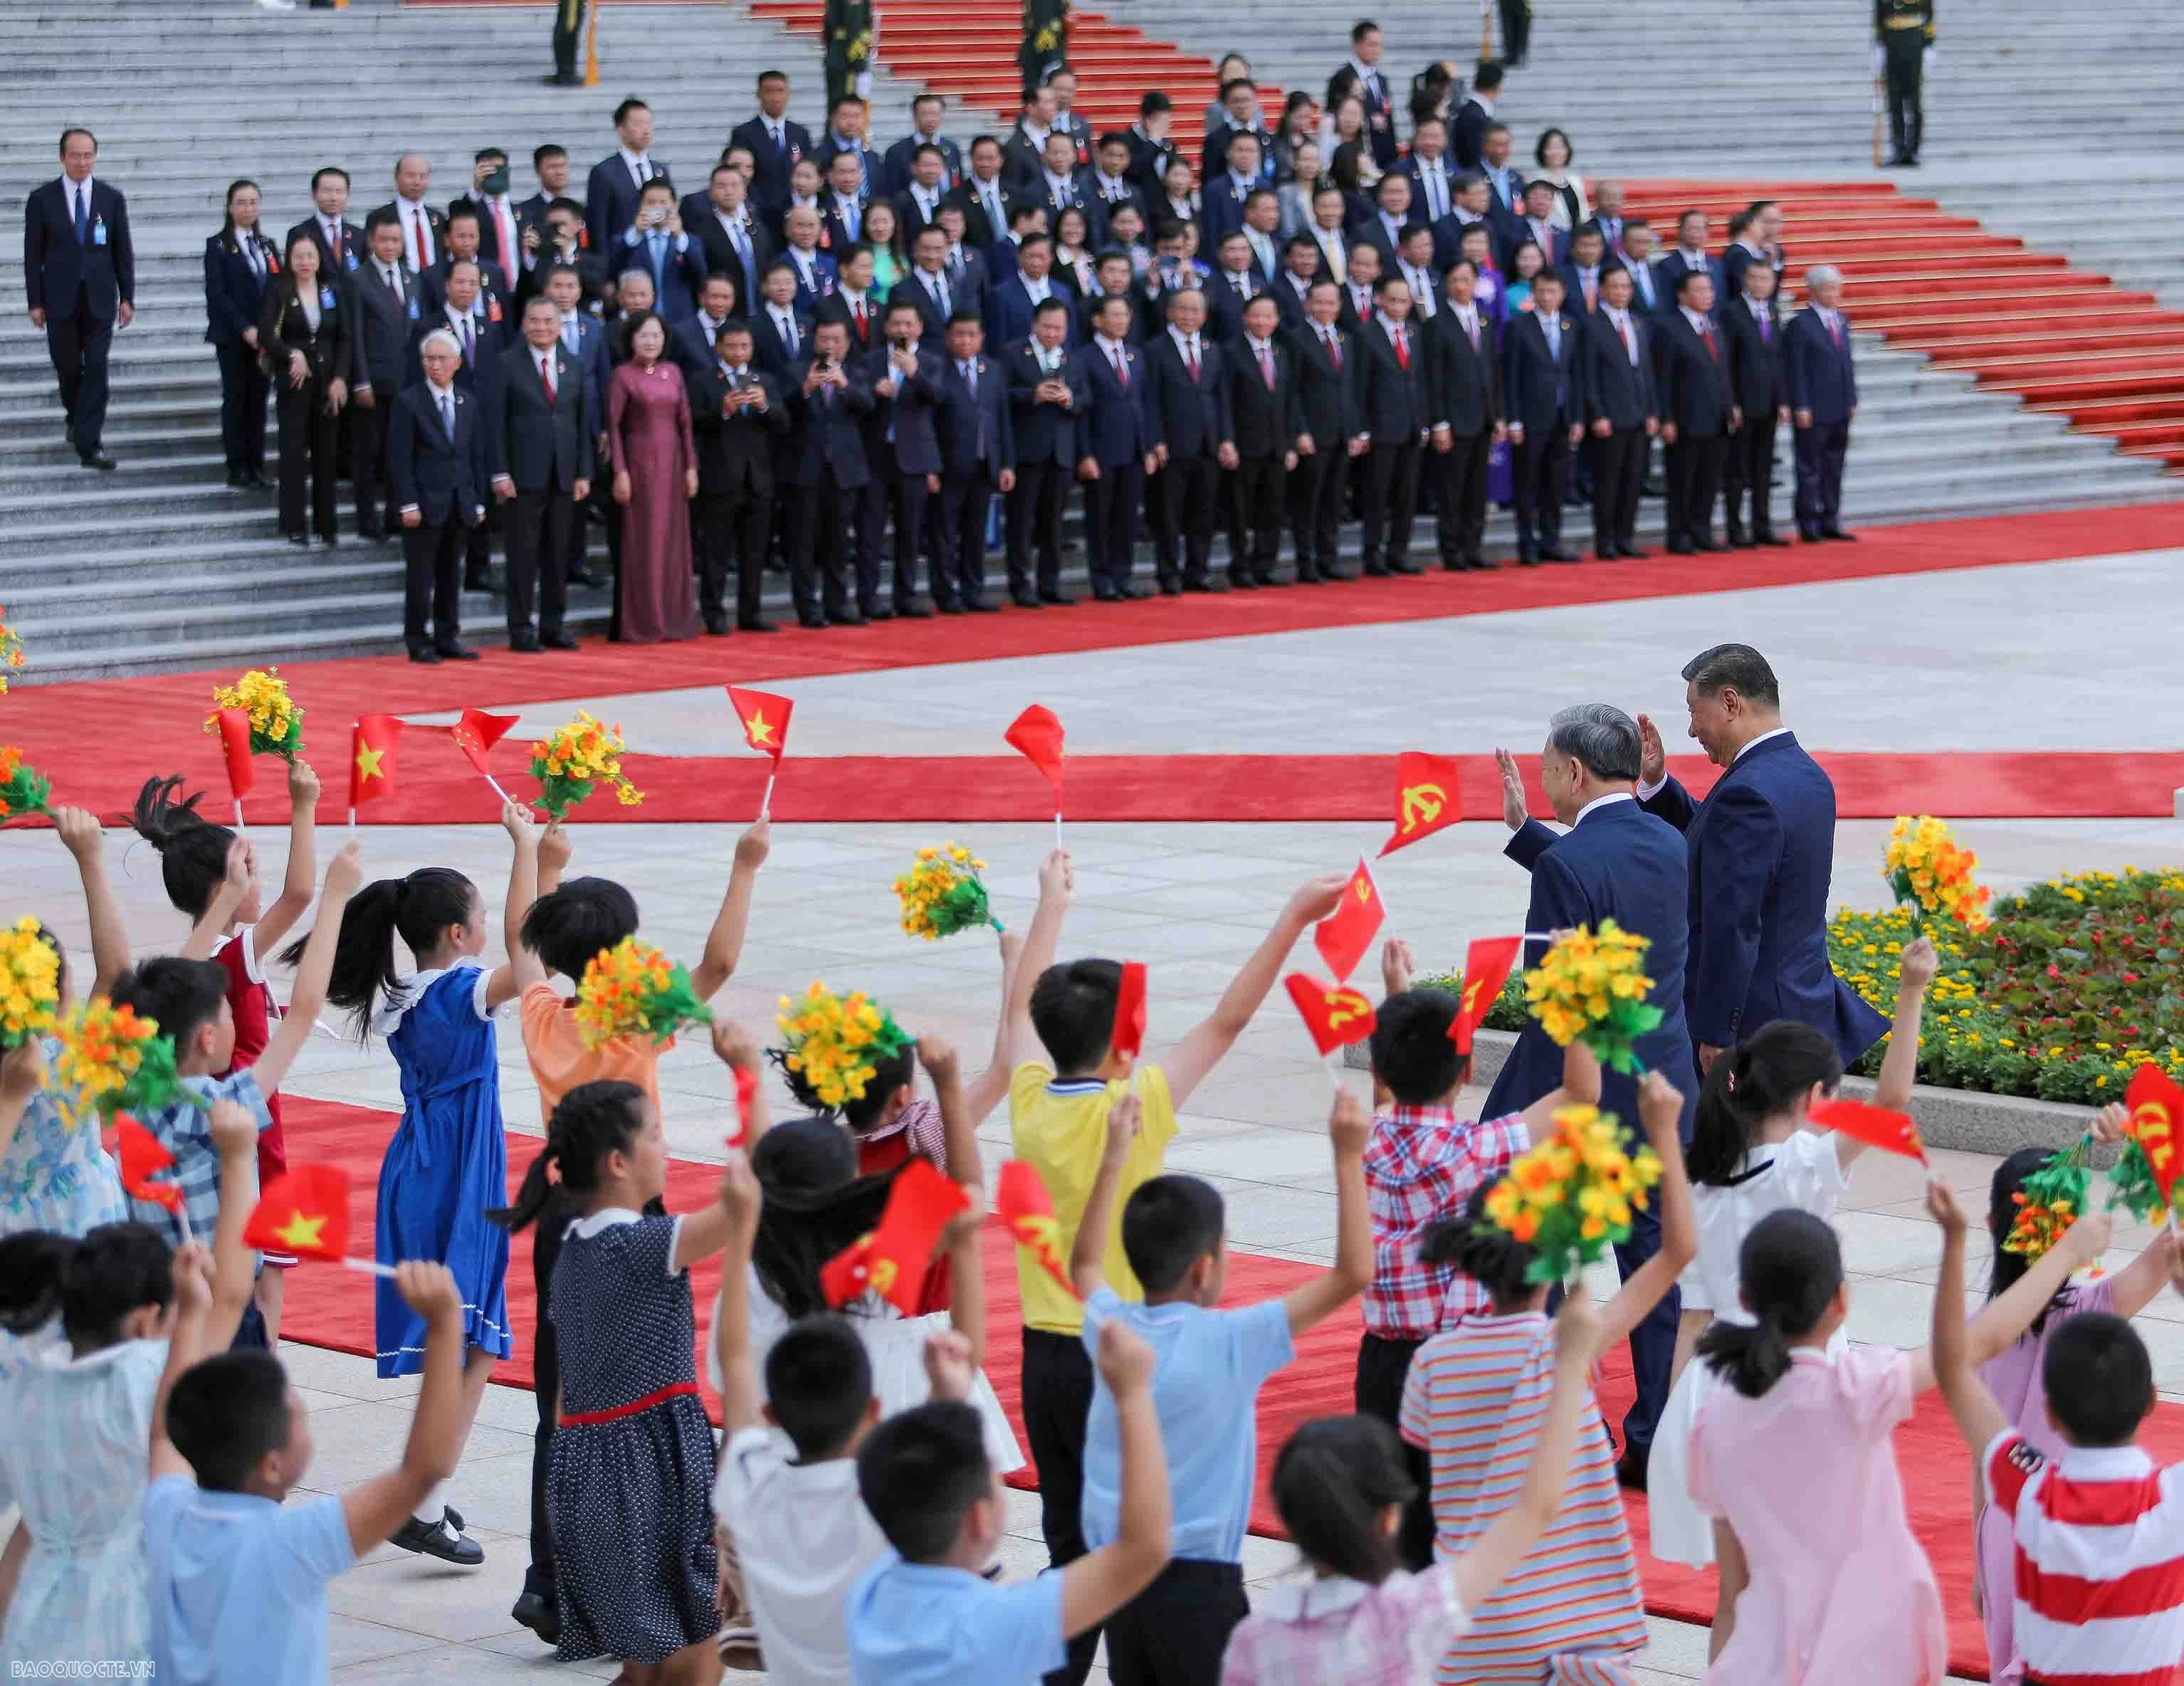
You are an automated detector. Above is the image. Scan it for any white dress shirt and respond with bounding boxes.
[67,175,95,229]
[1573,791,1637,825]
[619,146,654,190]
[1635,726,1792,801]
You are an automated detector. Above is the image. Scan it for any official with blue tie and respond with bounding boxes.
[620,180,704,323]
[1636,643,1889,1075]
[1485,704,1698,1483]
[24,127,133,470]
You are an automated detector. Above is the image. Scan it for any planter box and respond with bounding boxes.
[1345,1028,2104,1158]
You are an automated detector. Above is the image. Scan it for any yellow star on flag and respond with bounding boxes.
[746,712,775,747]
[272,1209,328,1250]
[354,742,386,783]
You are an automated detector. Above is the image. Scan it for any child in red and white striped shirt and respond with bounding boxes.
[1936,1181,2184,1686]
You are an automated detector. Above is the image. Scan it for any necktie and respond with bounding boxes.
[440,391,455,438]
[854,298,866,340]
[1583,276,1597,312]
[1112,347,1128,389]
[933,275,950,317]
[1544,318,1559,360]
[844,199,859,240]
[1827,314,1842,349]
[73,184,88,244]
[985,186,1002,231]
[562,318,578,353]
[781,315,798,358]
[648,233,666,290]
[1427,170,1444,221]
[494,201,515,284]
[1701,322,1719,362]
[731,218,750,271]
[1325,329,1342,372]
[1466,312,1479,352]
[821,378,834,410]
[1618,313,1634,359]
[1760,311,1773,344]
[631,156,649,191]
[1392,326,1408,369]
[771,124,784,156]
[461,317,474,364]
[325,219,340,263]
[1258,344,1274,390]
[244,238,261,280]
[540,354,555,404]
[411,209,428,270]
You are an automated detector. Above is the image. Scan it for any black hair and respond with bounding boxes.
[1697,1209,1843,1398]
[548,196,585,221]
[534,143,567,169]
[750,1119,899,1319]
[1028,958,1123,1076]
[1350,19,1380,41]
[111,957,229,1063]
[766,1314,876,1458]
[1681,642,1780,708]
[777,1037,916,1134]
[1271,1415,1414,1584]
[1034,297,1071,317]
[310,165,350,192]
[637,176,676,201]
[1446,258,1478,278]
[1422,1184,1535,1307]
[492,1080,649,1233]
[912,93,944,112]
[1121,1174,1226,1294]
[1986,1145,2081,1336]
[856,1400,993,1561]
[165,1349,293,1492]
[1140,92,1172,117]
[1685,1020,1843,1185]
[1533,126,1574,167]
[1674,266,1711,297]
[1368,988,1464,1106]
[60,127,97,157]
[883,297,923,321]
[220,179,261,237]
[1474,60,1505,93]
[364,209,400,236]
[278,867,479,1040]
[543,262,584,289]
[0,1223,176,1347]
[474,147,508,166]
[130,774,235,920]
[2044,1313,2155,1446]
[445,204,481,228]
[612,98,650,127]
[757,68,788,87]
[520,875,641,980]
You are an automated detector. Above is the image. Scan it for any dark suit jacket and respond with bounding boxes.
[347,261,424,395]
[1202,268,1269,344]
[1027,169,1107,248]
[285,216,364,280]
[883,134,963,197]
[1503,309,1580,436]
[986,275,1074,349]
[812,137,883,196]
[256,275,348,384]
[1197,173,1262,245]
[1224,337,1302,457]
[1123,127,1182,191]
[730,115,815,211]
[511,247,608,317]
[584,154,665,256]
[818,195,869,260]
[1481,801,1701,1138]
[691,364,788,495]
[900,266,975,342]
[782,353,874,487]
[1355,320,1432,444]
[387,381,489,525]
[947,178,1016,251]
[613,229,708,322]
[749,308,812,381]
[1424,308,1501,437]
[1784,308,1857,423]
[1722,301,1788,418]
[1006,339,1089,465]
[1352,70,1399,168]
[407,308,507,399]
[1580,309,1657,431]
[458,196,531,288]
[892,184,950,238]
[488,341,594,491]
[1653,310,1736,436]
[1637,733,1889,1062]
[369,200,448,272]
[863,342,944,475]
[556,312,613,438]
[1271,270,1319,334]
[204,231,278,346]
[1071,340,1153,465]
[1624,257,1668,317]
[778,248,840,316]
[24,177,133,319]
[1145,334,1232,458]
[673,312,740,382]
[1450,99,1493,170]
[1345,213,1412,272]
[1286,320,1360,446]
[1087,174,1148,228]
[1557,263,1612,317]
[814,290,884,357]
[683,198,774,308]
[1656,248,1727,312]
[935,353,1014,475]
[1722,242,1783,304]
[418,255,511,323]
[1395,157,1459,223]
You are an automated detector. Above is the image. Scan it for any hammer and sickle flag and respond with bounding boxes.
[1284,971,1378,1058]
[1449,935,1522,1056]
[1810,1097,1927,1164]
[1314,858,1387,982]
[997,1159,1078,1298]
[2126,1063,2184,1203]
[243,1165,354,1263]
[1380,752,1464,858]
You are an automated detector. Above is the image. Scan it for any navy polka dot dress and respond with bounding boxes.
[547,1211,720,1663]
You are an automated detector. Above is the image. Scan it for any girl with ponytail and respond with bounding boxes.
[276,799,545,1569]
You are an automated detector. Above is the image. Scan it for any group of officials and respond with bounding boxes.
[23,48,1866,656]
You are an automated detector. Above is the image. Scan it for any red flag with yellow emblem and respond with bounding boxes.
[725,686,794,764]
[1379,752,1463,858]
[1449,935,1522,1055]
[115,1116,183,1213]
[1284,971,1377,1058]
[821,1159,971,1316]
[2125,1064,2184,1201]
[243,1165,354,1263]
[348,715,404,811]
[1313,858,1386,982]
[997,1159,1077,1299]
[1810,1097,1927,1164]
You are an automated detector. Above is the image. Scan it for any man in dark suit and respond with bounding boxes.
[1354,274,1430,576]
[861,300,945,618]
[1635,643,1889,1075]
[584,99,662,256]
[685,163,772,310]
[901,226,973,343]
[1222,296,1301,588]
[1072,295,1157,601]
[1580,265,1658,560]
[1145,290,1234,594]
[1123,94,1182,191]
[409,259,507,589]
[781,318,873,628]
[23,127,132,469]
[488,297,593,652]
[1785,265,1858,543]
[1556,222,1611,319]
[1503,269,1583,566]
[1656,209,1726,310]
[814,96,884,203]
[950,137,1016,251]
[516,144,572,232]
[612,180,705,323]
[1196,132,1266,248]
[387,331,490,662]
[730,71,815,218]
[1621,221,1667,315]
[1395,116,1460,227]
[1026,132,1104,250]
[290,167,365,281]
[930,316,1016,613]
[885,95,962,196]
[512,199,609,318]
[1653,268,1738,554]
[893,144,955,239]
[418,207,513,322]
[1285,281,1360,583]
[1203,233,1269,347]
[673,273,743,381]
[1004,300,1086,607]
[1345,23,1401,168]
[1087,134,1148,226]
[1451,63,1504,169]
[461,149,531,296]
[347,212,426,542]
[1346,174,1416,273]
[1721,263,1790,548]
[986,233,1072,349]
[374,152,448,278]
[1272,237,1324,334]
[1424,260,1501,571]
[692,321,788,635]
[750,262,810,381]
[1487,704,1699,1486]
[1001,88,1064,192]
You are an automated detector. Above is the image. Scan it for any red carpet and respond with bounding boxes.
[273,1096,2184,1679]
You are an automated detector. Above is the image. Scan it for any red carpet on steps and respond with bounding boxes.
[272,1097,2184,1681]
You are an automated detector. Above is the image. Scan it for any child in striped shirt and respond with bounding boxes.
[1400,1070,1694,1686]
[1936,1181,2184,1686]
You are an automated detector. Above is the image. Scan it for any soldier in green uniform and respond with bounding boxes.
[546,0,583,86]
[1874,0,1935,167]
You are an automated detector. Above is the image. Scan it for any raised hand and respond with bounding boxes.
[1637,712,1666,787]
[1494,747,1529,831]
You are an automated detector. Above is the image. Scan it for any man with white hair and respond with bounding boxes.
[387,330,490,662]
[1784,264,1857,542]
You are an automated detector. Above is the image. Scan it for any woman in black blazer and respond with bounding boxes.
[257,231,350,545]
[204,179,278,489]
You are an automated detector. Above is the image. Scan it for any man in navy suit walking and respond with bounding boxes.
[1785,263,1859,543]
[1637,643,1889,1077]
[1486,703,1698,1485]
[23,127,133,469]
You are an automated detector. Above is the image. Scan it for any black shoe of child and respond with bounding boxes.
[510,1588,560,1645]
[389,1506,484,1566]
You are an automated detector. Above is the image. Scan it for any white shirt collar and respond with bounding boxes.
[1683,306,1711,331]
[395,193,426,214]
[566,1205,644,1240]
[1024,273,1050,295]
[1256,1573,1374,1622]
[68,174,95,201]
[1168,325,1198,354]
[2058,1443,2158,1480]
[1575,791,1636,824]
[1734,726,1792,763]
[619,146,649,172]
[1096,333,1126,354]
[1246,334,1273,354]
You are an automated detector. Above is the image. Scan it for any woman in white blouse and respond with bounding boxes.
[1532,127,1591,231]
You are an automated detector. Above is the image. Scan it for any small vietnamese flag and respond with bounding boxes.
[450,709,519,778]
[864,1159,972,1317]
[1283,971,1377,1057]
[1313,858,1386,982]
[1111,962,1147,1063]
[729,1065,759,1149]
[1810,1096,1927,1163]
[1379,752,1463,858]
[725,686,793,763]
[2125,1063,2184,1201]
[1005,704,1066,797]
[1450,935,1522,1056]
[214,708,256,802]
[348,715,404,811]
[996,1159,1077,1299]
[243,1166,353,1263]
[115,1115,183,1213]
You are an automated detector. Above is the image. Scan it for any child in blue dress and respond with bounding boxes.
[284,799,544,1568]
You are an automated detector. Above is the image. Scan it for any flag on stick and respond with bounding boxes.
[1379,752,1463,857]
[996,1159,1076,1298]
[1313,859,1386,982]
[1283,972,1377,1058]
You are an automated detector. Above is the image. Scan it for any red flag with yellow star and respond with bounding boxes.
[1111,961,1147,1062]
[863,1159,972,1316]
[1379,752,1462,858]
[114,1115,182,1212]
[821,1231,878,1308]
[243,1165,353,1263]
[1450,935,1522,1055]
[1004,703,1066,798]
[1313,858,1386,982]
[725,686,793,764]
[450,708,520,778]
[214,707,256,802]
[996,1159,1077,1299]
[1810,1097,1928,1164]
[348,715,404,811]
[2126,1064,2184,1201]
[1283,971,1377,1057]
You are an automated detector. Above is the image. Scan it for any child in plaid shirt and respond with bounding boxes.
[1358,939,1600,1569]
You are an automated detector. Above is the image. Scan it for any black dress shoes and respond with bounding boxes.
[893,603,933,620]
[963,599,1000,613]
[78,451,116,471]
[1011,594,1044,609]
[436,641,480,660]
[541,629,579,650]
[1537,546,1580,564]
[508,631,543,653]
[1754,531,1792,548]
[407,646,443,664]
[1182,578,1227,594]
[738,617,779,633]
[1037,589,1076,606]
[1820,527,1857,542]
[1115,584,1151,600]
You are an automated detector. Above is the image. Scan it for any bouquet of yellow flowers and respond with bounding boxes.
[774,981,911,1111]
[0,745,53,823]
[1481,1104,1664,1285]
[1884,815,1990,934]
[0,604,23,694]
[530,711,644,818]
[896,842,1003,940]
[51,998,201,1128]
[0,915,61,1048]
[574,937,713,1050]
[204,668,304,761]
[1523,921,1663,1076]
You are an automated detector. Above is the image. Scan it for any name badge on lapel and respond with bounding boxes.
[406,297,421,320]
[346,251,359,272]
[320,287,338,310]
[91,217,107,247]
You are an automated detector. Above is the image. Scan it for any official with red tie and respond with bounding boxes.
[1652,268,1739,554]
[1284,282,1361,583]
[1353,273,1431,576]
[1722,263,1791,549]
[1424,260,1503,571]
[1070,295,1157,601]
[1145,288,1234,593]
[1580,267,1659,562]
[1222,297,1302,587]
[372,154,446,282]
